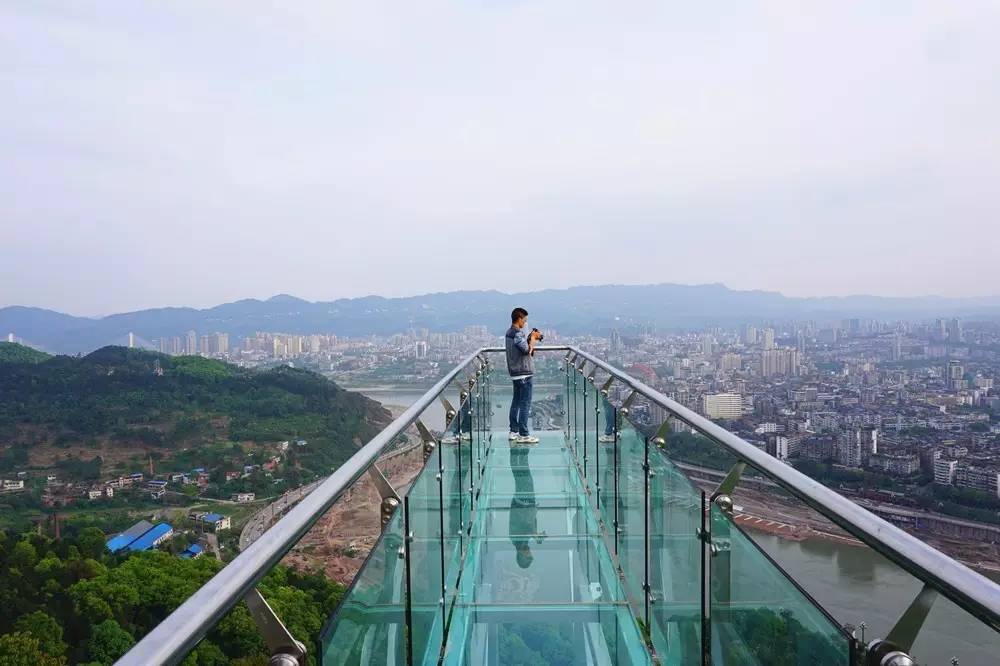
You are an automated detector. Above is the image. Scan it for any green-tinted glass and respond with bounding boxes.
[321,509,407,664]
[710,503,851,665]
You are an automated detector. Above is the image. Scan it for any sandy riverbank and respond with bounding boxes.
[694,478,1000,575]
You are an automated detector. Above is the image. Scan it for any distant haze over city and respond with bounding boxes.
[3,282,1000,355]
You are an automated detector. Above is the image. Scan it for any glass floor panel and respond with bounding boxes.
[474,502,599,538]
[461,536,623,604]
[442,430,651,665]
[442,603,651,666]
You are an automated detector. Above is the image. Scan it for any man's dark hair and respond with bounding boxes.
[511,307,528,323]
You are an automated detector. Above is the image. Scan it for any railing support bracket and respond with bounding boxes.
[244,587,307,666]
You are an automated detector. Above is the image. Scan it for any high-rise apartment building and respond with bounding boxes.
[763,328,775,351]
[835,435,862,468]
[761,349,801,377]
[955,464,1000,497]
[719,353,742,372]
[185,331,198,355]
[610,329,622,353]
[743,324,757,345]
[934,458,958,485]
[948,318,963,343]
[946,360,966,391]
[701,334,713,357]
[702,393,742,420]
[414,341,428,359]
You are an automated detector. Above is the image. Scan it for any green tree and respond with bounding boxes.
[14,611,67,657]
[86,619,135,664]
[0,632,65,666]
[181,640,228,666]
[77,527,108,560]
[9,539,38,569]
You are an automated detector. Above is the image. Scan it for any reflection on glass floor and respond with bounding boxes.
[442,431,651,665]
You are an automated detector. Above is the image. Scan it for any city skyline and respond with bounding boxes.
[3,3,1000,313]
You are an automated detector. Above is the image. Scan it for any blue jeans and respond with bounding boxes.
[510,376,533,436]
[604,399,615,436]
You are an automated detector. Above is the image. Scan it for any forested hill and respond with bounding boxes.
[0,346,392,479]
[0,342,51,364]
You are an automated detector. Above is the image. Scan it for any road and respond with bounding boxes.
[238,479,325,551]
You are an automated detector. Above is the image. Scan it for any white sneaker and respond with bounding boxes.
[441,435,459,445]
[460,432,472,441]
[598,434,615,443]
[508,432,519,440]
[516,435,539,445]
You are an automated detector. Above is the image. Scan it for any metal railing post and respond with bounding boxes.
[582,366,589,481]
[437,443,446,633]
[613,406,620,556]
[402,496,413,666]
[594,377,600,506]
[700,491,712,665]
[643,436,651,630]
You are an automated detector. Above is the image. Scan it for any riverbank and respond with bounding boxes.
[697,478,1000,574]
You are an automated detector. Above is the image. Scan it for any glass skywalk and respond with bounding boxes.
[116,346,1000,666]
[320,356,854,665]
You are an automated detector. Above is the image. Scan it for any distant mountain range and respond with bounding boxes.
[2,283,1000,354]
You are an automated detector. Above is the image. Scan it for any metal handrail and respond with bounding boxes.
[118,344,998,665]
[116,347,502,666]
[565,344,1000,633]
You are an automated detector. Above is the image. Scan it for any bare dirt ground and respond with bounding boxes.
[281,424,430,584]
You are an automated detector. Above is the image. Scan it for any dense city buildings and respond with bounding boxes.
[115,314,1000,511]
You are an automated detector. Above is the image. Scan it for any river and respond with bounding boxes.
[351,386,999,664]
[753,532,998,665]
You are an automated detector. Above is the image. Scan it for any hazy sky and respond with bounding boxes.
[2,2,998,316]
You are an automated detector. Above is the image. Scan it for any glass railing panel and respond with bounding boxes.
[579,378,596,499]
[320,509,407,664]
[647,437,704,663]
[405,456,447,664]
[596,392,617,530]
[439,442,466,602]
[709,503,852,665]
[616,409,648,612]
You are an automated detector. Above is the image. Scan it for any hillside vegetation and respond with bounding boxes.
[0,341,51,364]
[0,346,391,480]
[0,526,343,664]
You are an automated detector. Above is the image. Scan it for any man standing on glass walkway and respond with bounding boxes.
[506,307,541,444]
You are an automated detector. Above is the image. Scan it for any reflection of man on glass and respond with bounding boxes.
[509,445,545,568]
[441,389,473,445]
[599,396,616,443]
[506,307,541,444]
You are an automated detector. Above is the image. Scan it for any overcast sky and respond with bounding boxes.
[2,2,998,316]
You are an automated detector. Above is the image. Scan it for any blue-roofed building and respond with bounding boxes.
[200,513,231,531]
[106,534,135,554]
[106,520,154,553]
[126,523,173,552]
[180,543,204,559]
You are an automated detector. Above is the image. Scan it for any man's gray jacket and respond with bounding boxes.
[505,326,534,377]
